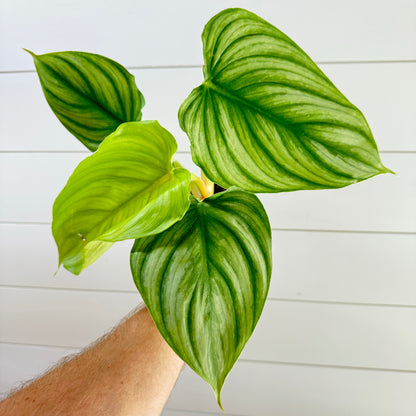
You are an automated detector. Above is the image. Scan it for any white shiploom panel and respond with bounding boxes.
[0,287,141,349]
[0,153,414,232]
[167,362,416,416]
[271,230,416,305]
[1,0,415,72]
[244,300,416,370]
[163,412,230,416]
[163,411,231,416]
[1,343,415,416]
[1,224,415,306]
[1,287,415,371]
[258,153,415,233]
[0,68,201,153]
[1,63,415,152]
[0,343,77,399]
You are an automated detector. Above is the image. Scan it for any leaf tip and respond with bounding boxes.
[215,390,224,413]
[23,48,36,58]
[382,165,396,175]
[210,380,226,413]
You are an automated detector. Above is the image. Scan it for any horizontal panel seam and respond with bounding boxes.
[0,341,79,351]
[0,150,192,154]
[1,284,415,308]
[0,150,414,154]
[1,221,415,235]
[1,60,416,74]
[316,60,416,65]
[1,341,415,374]
[163,408,243,416]
[268,297,416,308]
[239,358,416,374]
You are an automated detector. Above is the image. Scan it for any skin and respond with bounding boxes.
[0,306,184,416]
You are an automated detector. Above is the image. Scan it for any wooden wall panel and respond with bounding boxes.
[1,153,414,232]
[1,63,415,152]
[2,343,415,415]
[167,361,416,416]
[1,287,415,371]
[0,343,77,399]
[259,153,415,233]
[2,0,415,72]
[1,224,415,305]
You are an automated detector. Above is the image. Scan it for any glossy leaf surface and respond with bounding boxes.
[28,50,144,151]
[179,8,391,192]
[130,188,272,405]
[53,121,190,274]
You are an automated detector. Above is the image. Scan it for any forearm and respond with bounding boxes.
[0,306,184,416]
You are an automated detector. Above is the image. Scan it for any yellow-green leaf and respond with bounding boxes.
[53,121,190,274]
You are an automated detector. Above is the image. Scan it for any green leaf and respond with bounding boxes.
[179,8,391,193]
[53,121,191,275]
[26,50,144,151]
[130,188,272,406]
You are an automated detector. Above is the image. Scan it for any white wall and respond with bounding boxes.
[1,0,415,415]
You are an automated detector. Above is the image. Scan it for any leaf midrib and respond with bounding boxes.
[196,202,218,381]
[57,169,176,254]
[203,78,381,166]
[204,78,291,129]
[92,170,176,240]
[38,56,125,126]
[203,78,370,141]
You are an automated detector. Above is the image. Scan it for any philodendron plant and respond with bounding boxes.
[28,8,390,409]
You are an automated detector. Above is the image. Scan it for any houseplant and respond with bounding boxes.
[27,7,390,410]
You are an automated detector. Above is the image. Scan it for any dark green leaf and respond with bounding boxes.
[27,50,144,151]
[130,188,272,406]
[179,8,391,193]
[53,121,190,275]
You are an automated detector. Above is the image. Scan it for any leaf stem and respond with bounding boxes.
[201,171,214,195]
[190,173,213,200]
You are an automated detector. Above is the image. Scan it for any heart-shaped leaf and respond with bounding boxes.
[27,50,144,151]
[53,121,190,275]
[130,188,272,406]
[179,8,391,193]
